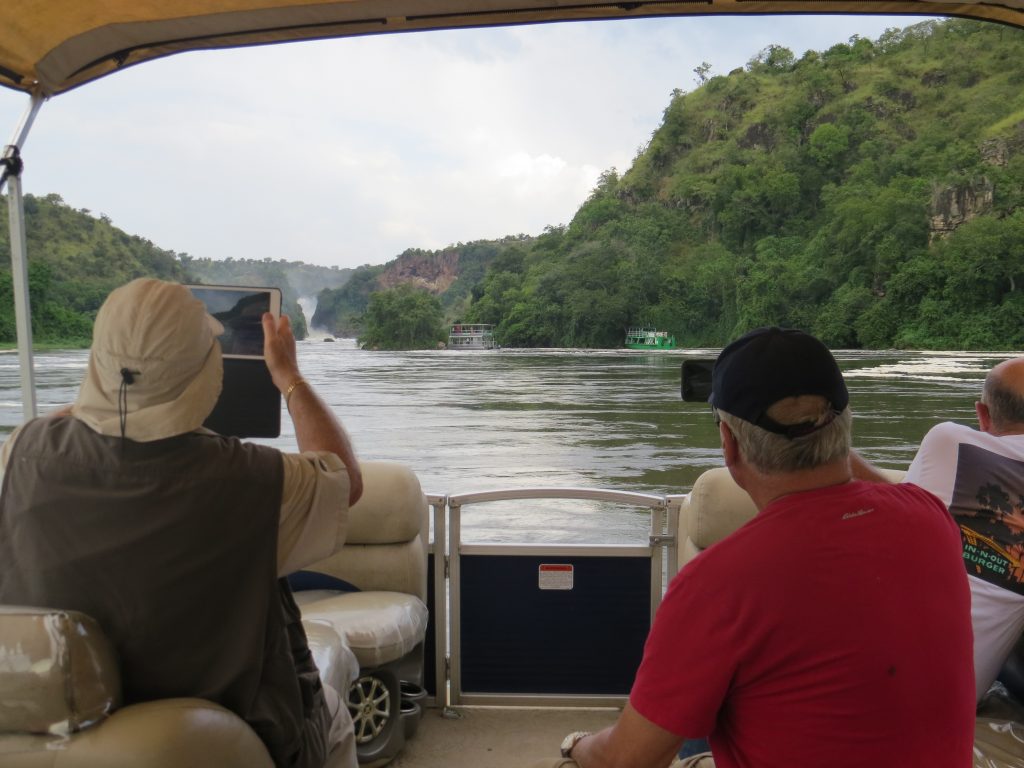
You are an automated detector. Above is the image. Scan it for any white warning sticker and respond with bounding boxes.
[538,563,574,590]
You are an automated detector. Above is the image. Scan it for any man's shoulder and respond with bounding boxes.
[922,421,975,442]
[6,414,87,456]
[860,478,945,510]
[914,421,980,458]
[178,430,285,475]
[191,429,281,455]
[921,420,1024,455]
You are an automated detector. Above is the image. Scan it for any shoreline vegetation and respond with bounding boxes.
[0,341,90,352]
[5,20,1024,351]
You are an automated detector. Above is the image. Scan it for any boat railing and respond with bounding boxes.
[449,324,494,336]
[424,487,685,708]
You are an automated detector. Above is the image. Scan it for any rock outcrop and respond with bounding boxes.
[379,249,460,295]
[929,177,994,239]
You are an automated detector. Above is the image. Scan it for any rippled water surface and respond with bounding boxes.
[0,344,1010,542]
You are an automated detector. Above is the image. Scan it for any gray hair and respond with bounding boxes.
[718,396,852,474]
[982,371,1024,428]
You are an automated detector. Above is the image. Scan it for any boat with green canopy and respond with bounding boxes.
[625,327,676,350]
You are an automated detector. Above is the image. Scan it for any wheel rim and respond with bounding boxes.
[347,675,391,744]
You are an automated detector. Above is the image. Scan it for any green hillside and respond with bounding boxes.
[0,194,351,345]
[5,19,1024,351]
[465,19,1024,349]
[0,193,191,345]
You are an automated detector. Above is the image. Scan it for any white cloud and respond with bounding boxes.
[0,15,930,270]
[496,151,564,178]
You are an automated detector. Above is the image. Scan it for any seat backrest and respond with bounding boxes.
[307,461,429,601]
[0,606,120,736]
[676,466,908,570]
[676,467,757,570]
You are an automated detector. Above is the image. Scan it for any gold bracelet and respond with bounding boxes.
[284,378,308,408]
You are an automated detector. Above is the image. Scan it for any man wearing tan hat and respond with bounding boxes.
[0,278,362,768]
[540,327,974,768]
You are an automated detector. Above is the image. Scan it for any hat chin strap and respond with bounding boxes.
[118,367,141,442]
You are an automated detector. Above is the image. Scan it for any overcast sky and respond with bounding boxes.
[0,15,932,270]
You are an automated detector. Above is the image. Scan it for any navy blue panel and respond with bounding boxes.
[459,554,651,695]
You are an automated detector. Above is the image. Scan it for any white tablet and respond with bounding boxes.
[186,284,282,360]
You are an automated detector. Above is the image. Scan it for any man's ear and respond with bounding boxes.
[977,401,993,433]
[720,421,740,466]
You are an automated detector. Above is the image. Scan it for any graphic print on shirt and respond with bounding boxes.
[950,443,1024,594]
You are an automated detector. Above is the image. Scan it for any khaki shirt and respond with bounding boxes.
[0,421,350,577]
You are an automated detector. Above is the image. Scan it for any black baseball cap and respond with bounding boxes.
[709,327,848,438]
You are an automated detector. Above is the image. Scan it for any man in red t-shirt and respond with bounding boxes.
[554,327,975,768]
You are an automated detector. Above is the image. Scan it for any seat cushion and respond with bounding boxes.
[0,606,120,735]
[975,683,1024,764]
[296,591,428,668]
[347,461,427,545]
[683,467,758,553]
[0,699,274,768]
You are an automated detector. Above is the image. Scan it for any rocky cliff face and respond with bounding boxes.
[929,177,994,238]
[378,249,460,295]
[929,121,1024,239]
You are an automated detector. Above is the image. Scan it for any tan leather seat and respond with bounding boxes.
[675,467,757,570]
[296,461,430,766]
[0,606,275,768]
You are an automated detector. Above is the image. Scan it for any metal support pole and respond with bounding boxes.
[6,169,36,418]
[3,93,46,421]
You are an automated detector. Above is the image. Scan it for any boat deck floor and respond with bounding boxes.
[390,706,620,768]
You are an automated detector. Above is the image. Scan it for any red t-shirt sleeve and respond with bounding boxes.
[629,557,739,737]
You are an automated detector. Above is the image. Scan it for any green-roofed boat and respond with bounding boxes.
[625,326,676,350]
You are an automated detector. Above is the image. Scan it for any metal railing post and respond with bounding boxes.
[428,495,448,710]
[447,500,462,708]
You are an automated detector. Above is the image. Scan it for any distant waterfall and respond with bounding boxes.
[298,295,332,340]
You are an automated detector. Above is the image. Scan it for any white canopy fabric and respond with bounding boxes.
[1,0,1023,97]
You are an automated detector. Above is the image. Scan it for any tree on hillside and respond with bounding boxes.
[0,193,190,346]
[359,285,445,350]
[0,261,93,345]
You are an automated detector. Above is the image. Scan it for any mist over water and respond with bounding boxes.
[0,345,1011,543]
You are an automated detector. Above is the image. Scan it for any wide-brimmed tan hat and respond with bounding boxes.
[72,278,225,442]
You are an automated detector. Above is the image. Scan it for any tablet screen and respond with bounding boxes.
[188,286,281,359]
[186,284,283,438]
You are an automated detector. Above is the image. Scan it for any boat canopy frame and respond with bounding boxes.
[5,0,1024,417]
[2,94,45,420]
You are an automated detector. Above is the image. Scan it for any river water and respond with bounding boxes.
[0,344,1011,543]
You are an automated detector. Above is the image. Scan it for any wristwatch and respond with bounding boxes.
[560,730,591,758]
